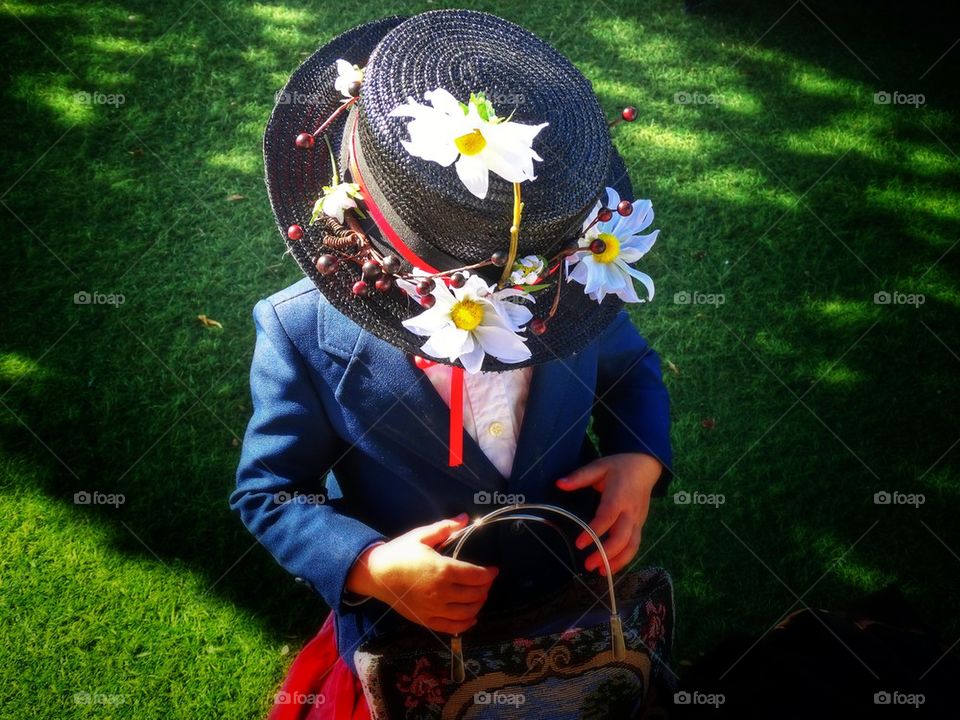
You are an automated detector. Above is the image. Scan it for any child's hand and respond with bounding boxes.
[555,453,662,576]
[346,513,498,634]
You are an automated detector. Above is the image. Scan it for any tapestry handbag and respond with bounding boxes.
[354,503,675,719]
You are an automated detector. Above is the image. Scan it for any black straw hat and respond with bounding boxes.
[264,10,643,372]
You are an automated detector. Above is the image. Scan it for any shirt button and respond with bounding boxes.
[488,421,504,437]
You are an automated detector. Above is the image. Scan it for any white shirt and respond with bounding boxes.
[421,364,533,477]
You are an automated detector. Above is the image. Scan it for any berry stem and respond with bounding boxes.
[312,96,358,137]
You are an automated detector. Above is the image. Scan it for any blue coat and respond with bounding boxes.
[230,277,672,674]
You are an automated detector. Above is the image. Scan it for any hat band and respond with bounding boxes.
[347,108,468,275]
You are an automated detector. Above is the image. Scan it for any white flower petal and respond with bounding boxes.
[402,306,450,335]
[604,186,621,213]
[458,341,486,374]
[619,230,659,262]
[582,199,602,233]
[421,325,470,359]
[425,88,465,118]
[614,199,654,236]
[455,154,489,199]
[473,325,531,364]
[620,263,655,301]
[491,300,533,331]
[400,117,459,167]
[567,257,590,285]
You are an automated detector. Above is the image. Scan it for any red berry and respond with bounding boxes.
[621,106,637,122]
[420,294,436,309]
[375,276,393,293]
[416,278,436,295]
[381,255,400,274]
[316,254,338,275]
[597,208,613,223]
[361,260,380,279]
[287,224,303,241]
[617,200,633,216]
[352,280,368,296]
[530,317,548,335]
[490,250,509,267]
[347,81,362,97]
[450,272,466,288]
[295,133,315,149]
[589,238,607,255]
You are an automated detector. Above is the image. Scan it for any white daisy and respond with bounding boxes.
[509,255,546,285]
[566,187,659,304]
[310,182,362,224]
[401,273,534,373]
[333,59,364,98]
[388,89,548,199]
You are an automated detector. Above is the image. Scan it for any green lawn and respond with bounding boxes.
[2,0,958,717]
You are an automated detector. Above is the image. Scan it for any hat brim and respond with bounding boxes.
[264,15,636,372]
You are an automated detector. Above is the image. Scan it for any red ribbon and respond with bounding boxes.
[448,366,464,467]
[413,356,464,468]
[347,112,463,467]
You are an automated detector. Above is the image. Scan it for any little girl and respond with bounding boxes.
[231,10,672,718]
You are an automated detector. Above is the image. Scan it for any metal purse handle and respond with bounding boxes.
[439,513,578,573]
[439,503,626,681]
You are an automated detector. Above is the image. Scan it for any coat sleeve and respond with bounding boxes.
[593,309,674,497]
[230,299,387,613]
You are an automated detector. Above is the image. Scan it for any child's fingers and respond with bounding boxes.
[410,513,469,546]
[442,558,499,586]
[555,462,605,491]
[575,497,619,550]
[586,515,633,571]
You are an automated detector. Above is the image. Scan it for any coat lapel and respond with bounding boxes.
[507,354,579,493]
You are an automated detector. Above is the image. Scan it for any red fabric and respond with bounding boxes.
[268,613,370,720]
[449,365,464,466]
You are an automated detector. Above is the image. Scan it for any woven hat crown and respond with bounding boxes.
[351,10,613,276]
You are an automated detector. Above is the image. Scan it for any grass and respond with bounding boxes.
[1,0,958,716]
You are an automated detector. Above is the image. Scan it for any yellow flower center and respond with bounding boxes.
[454,129,487,156]
[450,298,485,330]
[593,233,621,263]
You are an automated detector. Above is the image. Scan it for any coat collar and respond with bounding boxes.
[317,299,581,495]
